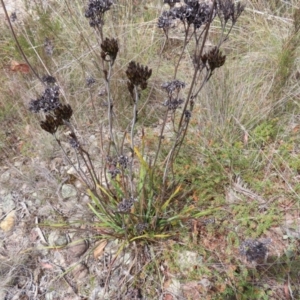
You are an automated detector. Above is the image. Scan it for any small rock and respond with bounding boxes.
[66,165,79,176]
[61,184,77,199]
[26,200,34,207]
[177,251,202,273]
[1,193,16,213]
[45,291,58,300]
[14,161,23,167]
[74,180,83,189]
[0,210,16,232]
[0,289,7,300]
[48,231,68,247]
[199,278,211,288]
[89,135,96,142]
[0,171,10,183]
[167,279,182,298]
[52,251,66,266]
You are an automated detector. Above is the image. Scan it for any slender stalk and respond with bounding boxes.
[105,61,119,155]
[0,0,44,84]
[162,122,186,185]
[152,109,169,168]
[128,85,139,195]
[161,1,217,192]
[174,23,190,79]
[177,6,215,131]
[78,150,97,190]
[130,85,139,151]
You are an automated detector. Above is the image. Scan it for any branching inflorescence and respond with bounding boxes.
[29,79,73,135]
[157,0,245,185]
[25,0,245,245]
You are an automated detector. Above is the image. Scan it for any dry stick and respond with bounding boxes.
[88,88,97,116]
[63,116,101,189]
[217,20,235,49]
[78,149,97,190]
[55,142,116,217]
[82,148,100,185]
[0,0,44,85]
[55,136,91,188]
[192,67,211,99]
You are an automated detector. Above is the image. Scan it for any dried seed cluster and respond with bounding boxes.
[163,0,180,8]
[86,76,96,87]
[161,80,186,96]
[217,0,245,25]
[116,197,136,213]
[163,99,184,111]
[29,86,60,113]
[158,0,245,30]
[107,155,129,178]
[161,80,185,111]
[136,223,149,234]
[201,47,226,72]
[126,61,152,98]
[69,132,80,149]
[85,0,113,27]
[239,239,269,263]
[101,38,119,63]
[44,37,54,56]
[39,104,73,134]
[158,0,213,30]
[42,75,56,85]
[29,77,73,135]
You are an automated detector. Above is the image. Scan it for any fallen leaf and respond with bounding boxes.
[25,125,31,135]
[293,125,300,134]
[93,240,108,259]
[243,132,248,145]
[40,262,54,269]
[164,294,173,300]
[67,239,88,258]
[0,211,16,232]
[10,60,30,73]
[72,263,89,281]
[284,281,290,299]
